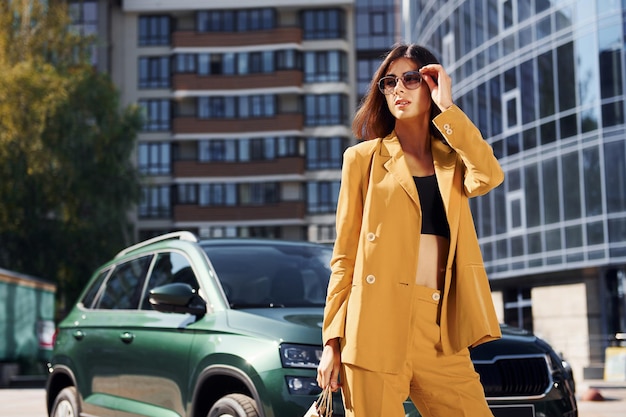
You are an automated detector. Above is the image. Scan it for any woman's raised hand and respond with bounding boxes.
[420,64,454,112]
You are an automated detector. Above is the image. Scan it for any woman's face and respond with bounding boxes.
[381,57,431,122]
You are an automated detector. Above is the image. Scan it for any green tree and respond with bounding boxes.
[0,1,142,312]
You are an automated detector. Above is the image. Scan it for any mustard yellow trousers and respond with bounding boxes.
[340,285,493,417]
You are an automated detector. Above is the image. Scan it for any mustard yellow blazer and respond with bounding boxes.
[322,105,504,374]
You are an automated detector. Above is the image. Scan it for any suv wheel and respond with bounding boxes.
[50,386,80,417]
[208,393,260,417]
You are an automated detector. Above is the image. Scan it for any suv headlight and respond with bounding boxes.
[279,343,322,369]
[286,375,322,395]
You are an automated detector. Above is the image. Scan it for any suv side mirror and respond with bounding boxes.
[149,283,206,318]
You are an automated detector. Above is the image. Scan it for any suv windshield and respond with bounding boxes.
[201,241,333,308]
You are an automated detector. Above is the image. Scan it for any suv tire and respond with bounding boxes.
[50,386,80,417]
[208,393,260,417]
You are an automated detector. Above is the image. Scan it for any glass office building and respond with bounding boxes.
[406,0,626,382]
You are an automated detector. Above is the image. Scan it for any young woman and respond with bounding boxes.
[317,43,504,417]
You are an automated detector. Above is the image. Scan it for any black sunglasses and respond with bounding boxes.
[377,71,423,95]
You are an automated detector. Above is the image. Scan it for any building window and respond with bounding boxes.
[138,142,170,175]
[197,10,234,32]
[199,226,238,238]
[442,33,454,68]
[69,1,98,35]
[357,58,383,100]
[197,54,210,75]
[499,0,516,31]
[199,140,237,162]
[503,89,521,131]
[199,226,284,239]
[239,226,281,239]
[276,50,302,71]
[307,181,340,214]
[370,11,387,35]
[355,3,395,50]
[316,225,336,243]
[139,186,171,219]
[561,152,582,220]
[199,184,237,206]
[139,99,170,131]
[304,94,348,126]
[306,137,348,170]
[259,137,299,160]
[503,287,533,332]
[177,184,197,204]
[247,51,274,73]
[506,190,525,234]
[198,97,234,119]
[139,57,170,88]
[174,54,196,73]
[604,141,626,214]
[68,0,98,65]
[198,96,274,119]
[138,15,170,46]
[239,183,279,205]
[187,50,295,75]
[301,9,346,40]
[197,137,298,162]
[604,269,626,339]
[248,95,274,117]
[249,138,276,160]
[197,9,275,32]
[542,157,561,224]
[304,51,347,83]
[277,137,300,157]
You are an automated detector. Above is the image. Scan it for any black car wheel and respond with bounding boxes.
[50,387,80,417]
[208,393,260,417]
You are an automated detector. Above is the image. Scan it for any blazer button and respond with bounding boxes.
[366,232,376,242]
[443,123,453,135]
[365,275,376,284]
[432,292,441,301]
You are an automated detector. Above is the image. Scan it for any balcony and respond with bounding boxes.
[173,114,303,135]
[174,157,305,177]
[172,70,303,91]
[174,201,306,222]
[172,27,302,48]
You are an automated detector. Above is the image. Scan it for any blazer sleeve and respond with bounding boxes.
[433,105,504,197]
[322,146,365,344]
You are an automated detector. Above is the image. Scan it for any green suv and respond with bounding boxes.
[46,232,577,417]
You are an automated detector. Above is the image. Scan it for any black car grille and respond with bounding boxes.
[474,355,552,397]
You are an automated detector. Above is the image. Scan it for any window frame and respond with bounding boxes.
[138,15,171,46]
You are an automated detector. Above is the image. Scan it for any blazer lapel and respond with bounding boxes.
[380,133,420,208]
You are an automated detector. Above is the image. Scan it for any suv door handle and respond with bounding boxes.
[72,330,84,340]
[120,332,135,344]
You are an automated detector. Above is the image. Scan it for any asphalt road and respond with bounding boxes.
[1,386,625,417]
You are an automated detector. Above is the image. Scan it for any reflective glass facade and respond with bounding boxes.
[409,0,626,279]
[408,0,626,380]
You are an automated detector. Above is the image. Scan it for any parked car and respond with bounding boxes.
[46,232,578,417]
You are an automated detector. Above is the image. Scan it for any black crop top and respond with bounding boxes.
[413,175,450,239]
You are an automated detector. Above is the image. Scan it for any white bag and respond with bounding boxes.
[303,385,333,417]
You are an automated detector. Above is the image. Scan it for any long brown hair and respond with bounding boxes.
[352,43,444,141]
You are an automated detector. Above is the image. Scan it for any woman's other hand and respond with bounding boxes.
[317,338,342,392]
